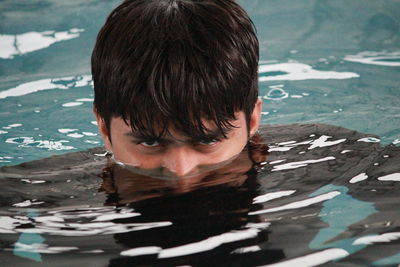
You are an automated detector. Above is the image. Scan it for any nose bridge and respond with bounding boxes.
[163,145,197,177]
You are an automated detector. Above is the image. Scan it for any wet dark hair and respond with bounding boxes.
[92,0,259,139]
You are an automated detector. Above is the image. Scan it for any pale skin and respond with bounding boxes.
[94,98,262,178]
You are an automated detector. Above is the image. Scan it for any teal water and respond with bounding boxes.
[0,0,399,166]
[0,1,400,266]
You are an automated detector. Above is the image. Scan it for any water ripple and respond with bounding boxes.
[0,29,84,59]
[344,51,400,67]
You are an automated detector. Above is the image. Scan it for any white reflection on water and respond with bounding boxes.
[0,75,92,99]
[0,206,171,237]
[66,133,84,138]
[357,137,381,143]
[249,191,341,216]
[84,140,100,144]
[353,232,400,245]
[258,62,359,81]
[3,123,22,129]
[349,173,368,184]
[8,243,78,254]
[20,179,46,184]
[0,29,84,59]
[82,132,97,136]
[121,246,162,257]
[252,190,296,204]
[158,227,264,259]
[271,157,336,172]
[263,85,289,101]
[5,137,75,151]
[0,156,12,163]
[62,102,83,107]
[58,128,78,134]
[231,245,261,254]
[268,135,349,152]
[377,173,400,182]
[268,140,313,152]
[58,128,98,142]
[13,200,44,207]
[260,248,349,267]
[308,135,346,150]
[344,51,400,67]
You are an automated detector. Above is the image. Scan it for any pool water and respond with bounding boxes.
[0,0,399,266]
[0,124,399,266]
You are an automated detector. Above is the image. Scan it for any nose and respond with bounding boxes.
[162,146,199,177]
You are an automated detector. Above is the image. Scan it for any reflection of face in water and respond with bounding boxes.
[101,136,285,266]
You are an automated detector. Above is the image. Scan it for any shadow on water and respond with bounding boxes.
[0,124,399,266]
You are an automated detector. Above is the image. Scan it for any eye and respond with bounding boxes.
[138,140,161,147]
[197,139,219,146]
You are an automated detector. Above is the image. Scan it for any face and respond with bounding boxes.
[95,99,262,178]
[100,141,268,204]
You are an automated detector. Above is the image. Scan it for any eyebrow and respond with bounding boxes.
[124,128,231,144]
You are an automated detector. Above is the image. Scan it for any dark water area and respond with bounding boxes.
[0,124,399,266]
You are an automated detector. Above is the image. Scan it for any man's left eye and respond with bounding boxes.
[139,140,160,147]
[197,139,218,146]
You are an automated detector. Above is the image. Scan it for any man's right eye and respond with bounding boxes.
[138,140,160,147]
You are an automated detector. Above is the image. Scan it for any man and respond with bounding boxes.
[91,0,262,178]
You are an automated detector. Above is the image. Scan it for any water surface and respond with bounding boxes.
[1,124,399,266]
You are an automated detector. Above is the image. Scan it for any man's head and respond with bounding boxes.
[92,0,261,177]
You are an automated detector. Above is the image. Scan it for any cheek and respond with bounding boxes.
[108,135,137,161]
[218,129,248,158]
[233,126,249,146]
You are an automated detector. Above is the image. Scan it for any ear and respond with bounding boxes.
[249,98,262,137]
[93,107,113,152]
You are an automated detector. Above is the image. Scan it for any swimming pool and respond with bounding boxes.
[0,0,399,266]
[0,0,399,166]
